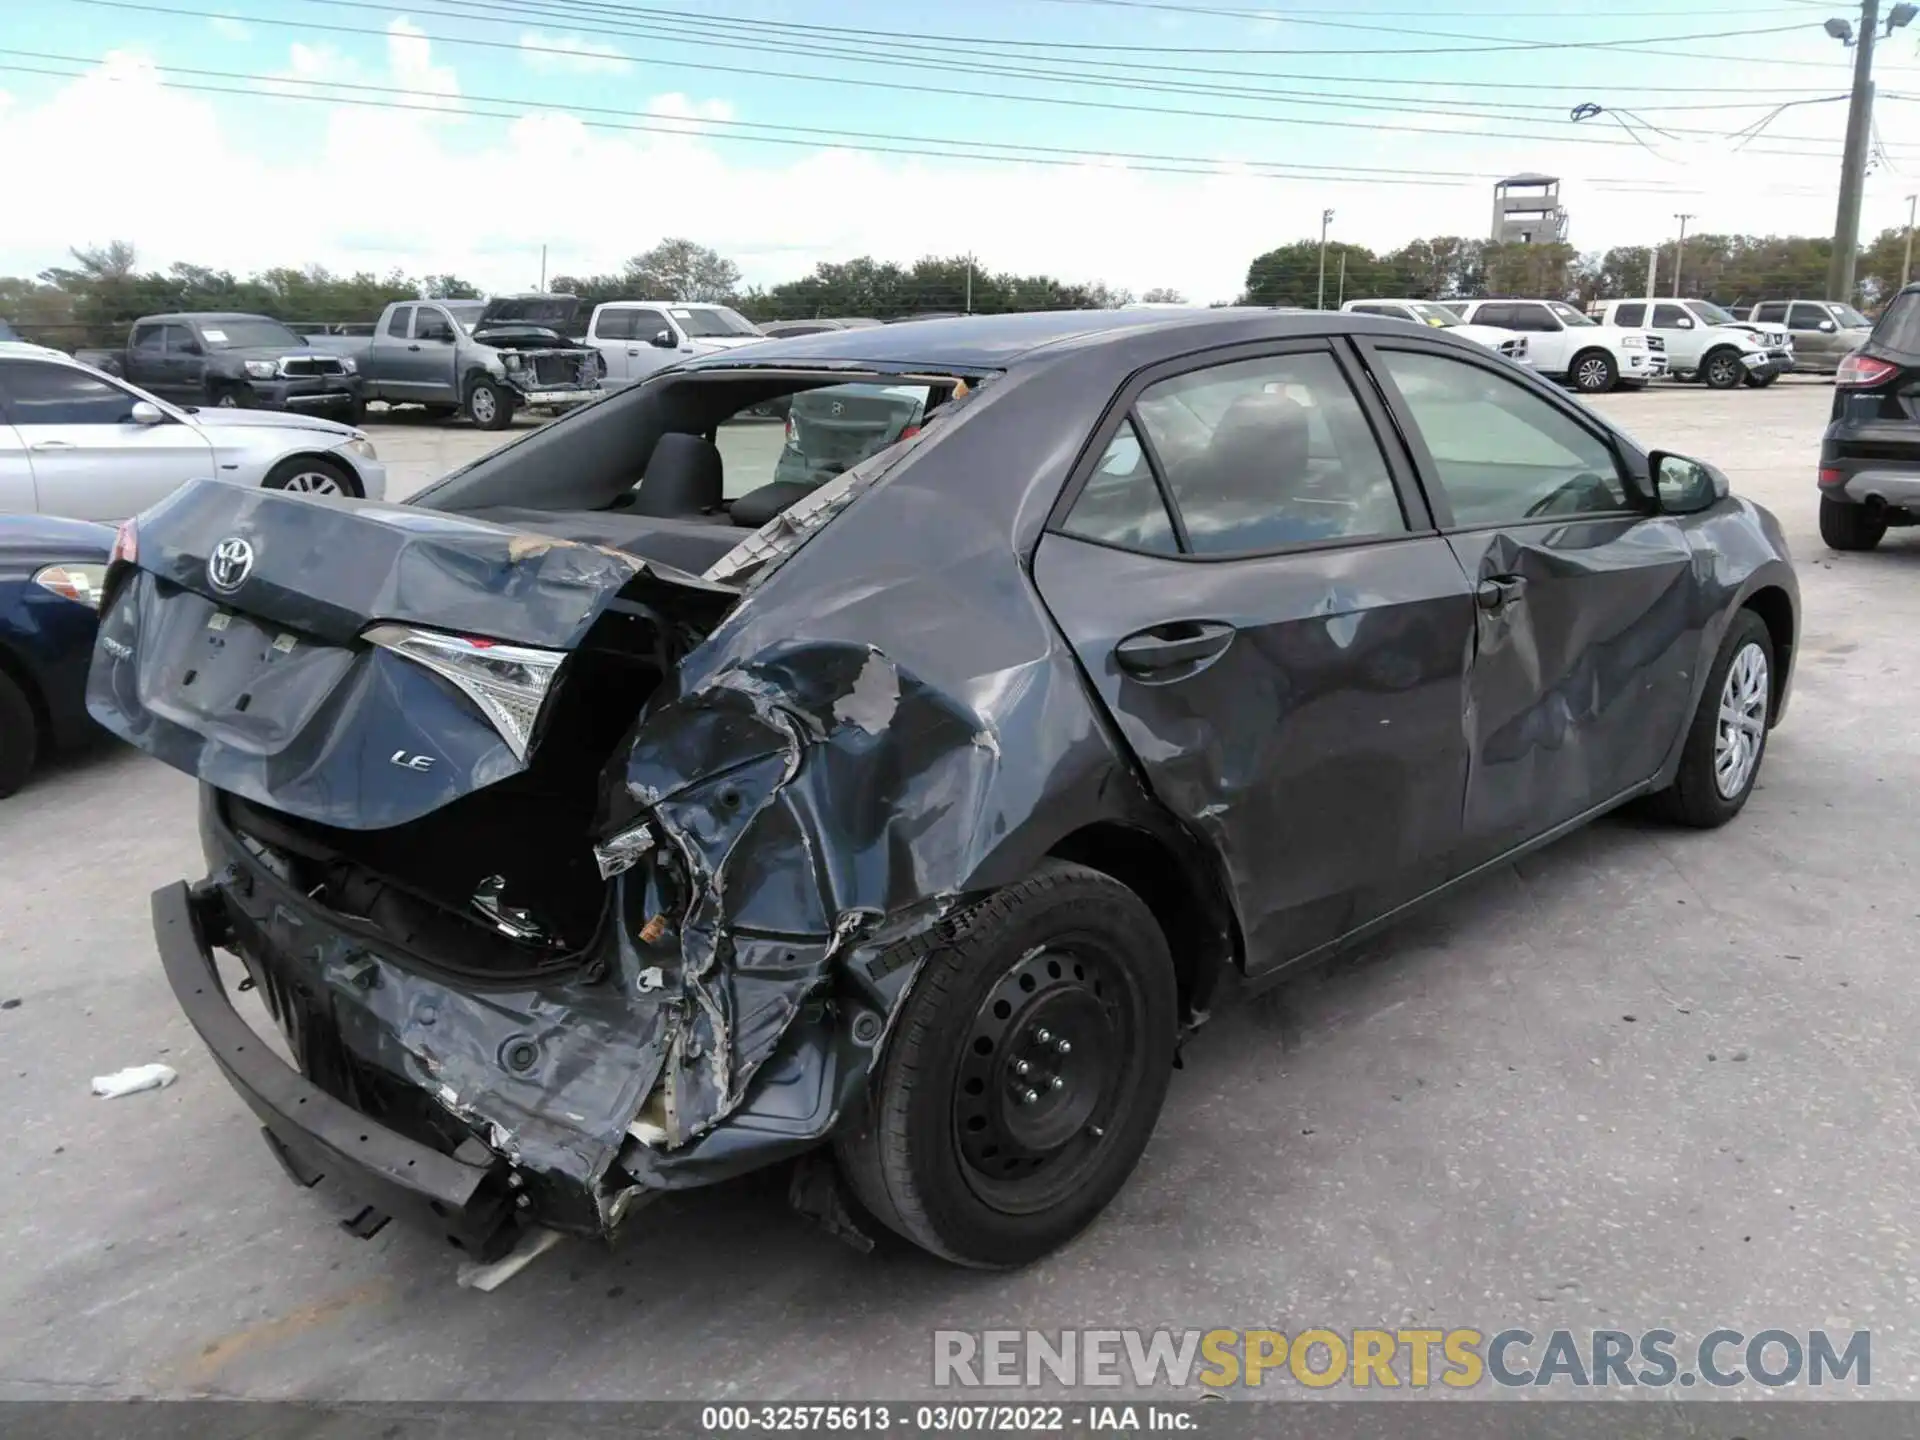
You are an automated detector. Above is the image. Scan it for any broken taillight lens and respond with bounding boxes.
[1835,353,1898,387]
[110,519,137,568]
[362,623,565,762]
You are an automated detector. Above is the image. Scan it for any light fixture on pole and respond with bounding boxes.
[1318,209,1335,310]
[1672,214,1694,298]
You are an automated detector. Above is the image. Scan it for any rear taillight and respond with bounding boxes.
[784,414,795,444]
[1835,353,1898,387]
[898,424,921,441]
[110,520,137,567]
[363,623,565,761]
[1818,467,1845,487]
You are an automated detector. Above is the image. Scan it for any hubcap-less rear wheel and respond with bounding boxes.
[954,944,1135,1214]
[1713,642,1769,799]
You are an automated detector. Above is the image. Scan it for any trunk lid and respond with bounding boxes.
[87,479,738,831]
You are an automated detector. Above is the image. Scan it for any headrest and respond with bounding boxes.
[632,433,723,517]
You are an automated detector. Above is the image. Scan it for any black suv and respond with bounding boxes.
[1819,283,1920,550]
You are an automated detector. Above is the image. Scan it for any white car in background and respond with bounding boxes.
[0,343,385,521]
[1340,298,1528,363]
[584,301,770,387]
[1452,299,1666,393]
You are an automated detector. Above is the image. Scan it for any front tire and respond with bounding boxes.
[1701,347,1745,390]
[261,454,360,498]
[0,668,40,799]
[1648,610,1772,829]
[1571,349,1618,394]
[211,383,251,409]
[1744,369,1779,389]
[835,860,1178,1268]
[466,377,513,430]
[1819,496,1886,551]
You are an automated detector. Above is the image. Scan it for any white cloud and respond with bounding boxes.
[0,47,1898,305]
[520,30,631,76]
[209,16,249,41]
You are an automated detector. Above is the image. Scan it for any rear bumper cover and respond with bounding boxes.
[152,879,521,1259]
[1820,425,1920,509]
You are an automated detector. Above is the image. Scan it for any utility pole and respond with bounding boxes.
[1645,247,1658,301]
[965,254,974,315]
[1829,0,1880,303]
[1672,214,1694,298]
[539,244,548,291]
[1317,208,1334,310]
[1337,252,1347,307]
[1903,193,1917,288]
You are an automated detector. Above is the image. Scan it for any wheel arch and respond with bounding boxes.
[261,450,362,498]
[1043,819,1240,1024]
[0,637,50,744]
[1740,583,1796,722]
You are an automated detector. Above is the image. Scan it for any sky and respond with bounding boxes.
[3,0,1920,303]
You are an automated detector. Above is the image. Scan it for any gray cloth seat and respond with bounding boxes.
[632,433,723,518]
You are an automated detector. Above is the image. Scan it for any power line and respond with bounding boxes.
[0,52,1858,198]
[60,0,1890,156]
[388,0,1816,58]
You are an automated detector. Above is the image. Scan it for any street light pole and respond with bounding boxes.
[1829,0,1881,303]
[1672,214,1694,298]
[1903,193,1917,288]
[1318,208,1334,310]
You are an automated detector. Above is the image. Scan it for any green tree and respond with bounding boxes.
[623,238,742,302]
[1140,287,1186,303]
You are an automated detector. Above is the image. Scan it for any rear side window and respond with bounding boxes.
[1133,351,1407,555]
[1506,304,1560,333]
[386,305,415,338]
[594,308,636,341]
[0,359,140,424]
[1872,291,1920,354]
[1613,303,1646,327]
[1753,302,1787,323]
[1061,418,1178,554]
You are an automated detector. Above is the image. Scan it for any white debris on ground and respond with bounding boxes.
[90,1063,178,1098]
[455,1226,566,1292]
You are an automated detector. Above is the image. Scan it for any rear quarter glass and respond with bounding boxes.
[1871,293,1920,355]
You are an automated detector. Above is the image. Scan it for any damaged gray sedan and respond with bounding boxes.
[87,309,1798,1269]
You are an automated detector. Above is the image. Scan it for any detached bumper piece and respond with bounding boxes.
[152,881,521,1261]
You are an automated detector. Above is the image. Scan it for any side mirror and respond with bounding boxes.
[128,401,166,426]
[1819,320,1837,332]
[652,329,677,349]
[1676,317,1694,328]
[1649,450,1729,514]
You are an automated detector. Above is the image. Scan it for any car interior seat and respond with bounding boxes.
[631,433,723,518]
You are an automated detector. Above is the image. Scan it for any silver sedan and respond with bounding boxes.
[0,343,386,521]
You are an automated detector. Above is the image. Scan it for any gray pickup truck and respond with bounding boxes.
[306,295,601,429]
[74,312,364,420]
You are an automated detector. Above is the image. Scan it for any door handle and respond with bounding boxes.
[29,439,75,451]
[407,344,422,352]
[1476,575,1528,611]
[1115,621,1236,675]
[627,348,640,356]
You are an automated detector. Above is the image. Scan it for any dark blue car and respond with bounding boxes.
[0,513,115,795]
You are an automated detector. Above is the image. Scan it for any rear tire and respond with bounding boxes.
[262,454,360,498]
[834,860,1178,1268]
[466,377,513,430]
[0,669,40,799]
[1819,496,1886,551]
[1571,349,1618,393]
[1701,347,1745,390]
[1647,609,1772,829]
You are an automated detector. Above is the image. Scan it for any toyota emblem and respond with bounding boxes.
[207,536,255,593]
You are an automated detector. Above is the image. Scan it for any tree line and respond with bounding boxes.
[1243,228,1916,310]
[4,228,1914,350]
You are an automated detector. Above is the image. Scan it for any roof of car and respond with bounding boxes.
[681,306,1349,371]
[145,312,280,323]
[0,340,72,360]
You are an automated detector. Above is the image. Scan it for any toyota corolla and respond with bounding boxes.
[88,309,1797,1270]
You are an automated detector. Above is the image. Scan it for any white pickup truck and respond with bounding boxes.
[1339,298,1528,362]
[584,301,768,387]
[1588,299,1787,389]
[1451,298,1666,393]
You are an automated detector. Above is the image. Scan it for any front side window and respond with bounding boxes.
[1375,349,1629,526]
[131,324,166,355]
[415,308,453,341]
[1651,304,1692,329]
[1753,302,1787,323]
[1132,351,1407,554]
[1788,303,1832,331]
[0,359,140,425]
[1506,305,1563,334]
[1060,418,1178,554]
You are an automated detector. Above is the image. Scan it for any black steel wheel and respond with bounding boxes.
[835,860,1177,1268]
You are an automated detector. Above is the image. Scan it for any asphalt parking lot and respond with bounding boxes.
[4,377,1918,1401]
